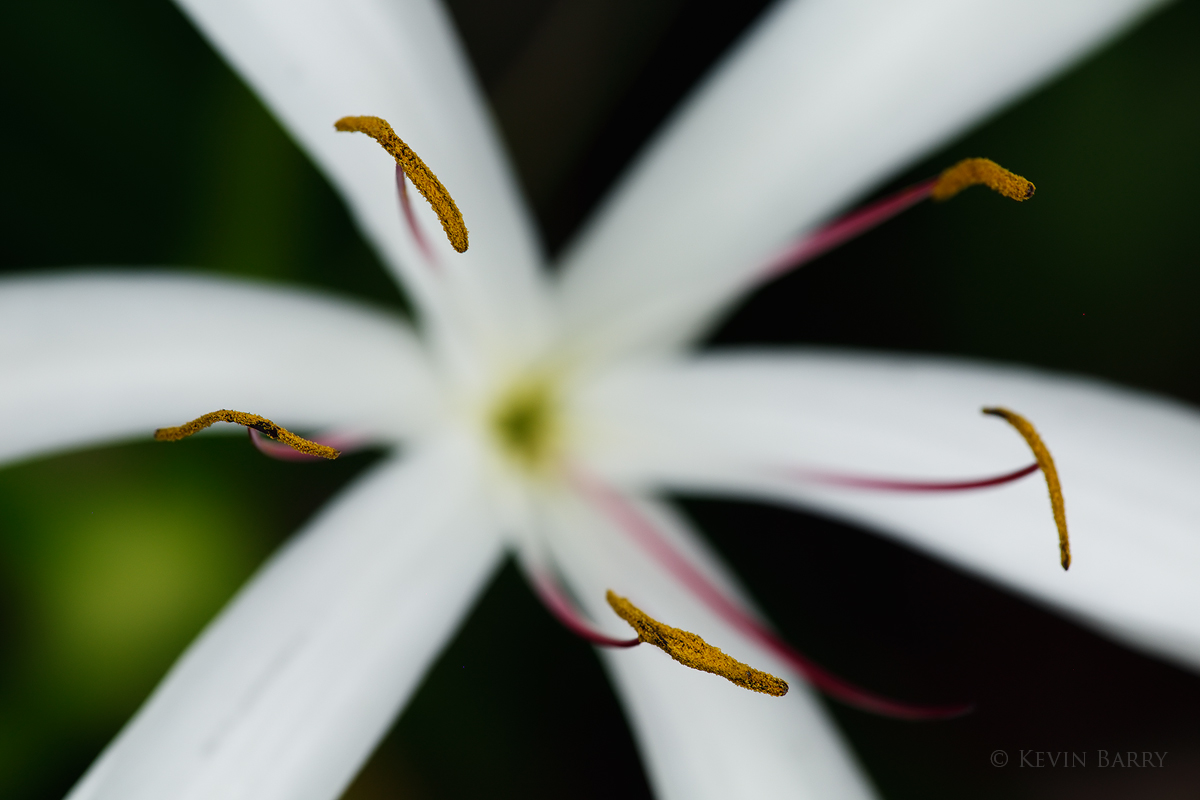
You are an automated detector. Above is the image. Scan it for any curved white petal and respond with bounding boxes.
[537,484,876,800]
[576,350,1200,672]
[555,0,1165,365]
[172,0,552,371]
[0,272,435,466]
[66,442,503,800]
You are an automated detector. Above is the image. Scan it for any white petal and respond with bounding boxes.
[576,351,1200,672]
[0,272,435,466]
[537,484,876,800]
[555,0,1165,365]
[67,442,503,800]
[172,0,552,368]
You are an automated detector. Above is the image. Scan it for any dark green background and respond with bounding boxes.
[2,1,1199,798]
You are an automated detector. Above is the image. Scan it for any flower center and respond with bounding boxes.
[490,378,560,472]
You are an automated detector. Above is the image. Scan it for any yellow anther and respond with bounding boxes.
[932,157,1035,202]
[155,410,340,460]
[335,115,469,253]
[983,407,1070,570]
[606,590,788,697]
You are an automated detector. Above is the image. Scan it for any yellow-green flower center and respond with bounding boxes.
[491,378,559,472]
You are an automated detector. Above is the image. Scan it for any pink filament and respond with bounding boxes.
[397,164,437,266]
[247,428,365,462]
[530,571,641,648]
[759,178,936,281]
[571,468,970,720]
[792,462,1040,492]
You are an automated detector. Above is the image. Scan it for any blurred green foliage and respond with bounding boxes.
[1,0,1199,799]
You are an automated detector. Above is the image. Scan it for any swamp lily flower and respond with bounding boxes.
[3,0,1197,797]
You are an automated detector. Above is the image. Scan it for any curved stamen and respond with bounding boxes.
[984,407,1070,570]
[335,115,469,253]
[571,468,970,719]
[529,571,641,648]
[607,590,788,696]
[760,157,1034,282]
[791,462,1039,492]
[931,158,1035,202]
[155,410,340,460]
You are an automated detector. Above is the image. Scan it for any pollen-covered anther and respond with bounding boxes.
[155,410,340,460]
[931,157,1036,202]
[983,407,1070,570]
[335,115,469,253]
[606,590,788,697]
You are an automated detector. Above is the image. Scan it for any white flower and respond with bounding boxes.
[2,0,1192,798]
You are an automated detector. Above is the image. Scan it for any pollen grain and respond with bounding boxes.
[932,157,1035,202]
[335,115,469,253]
[983,407,1070,570]
[606,590,788,697]
[155,410,340,460]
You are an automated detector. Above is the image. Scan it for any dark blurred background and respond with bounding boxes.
[2,0,1199,798]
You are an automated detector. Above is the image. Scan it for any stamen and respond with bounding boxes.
[931,157,1035,202]
[572,469,970,719]
[155,410,340,460]
[759,157,1034,280]
[606,590,788,697]
[335,115,469,253]
[982,408,1070,570]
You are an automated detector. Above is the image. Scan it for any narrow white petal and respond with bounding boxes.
[0,272,435,466]
[556,0,1165,365]
[172,0,552,366]
[576,351,1200,672]
[66,442,503,800]
[538,485,876,800]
